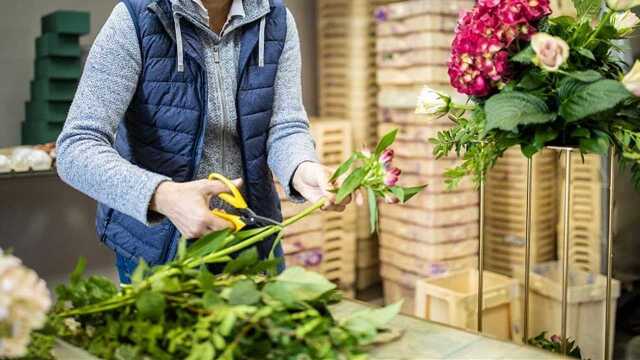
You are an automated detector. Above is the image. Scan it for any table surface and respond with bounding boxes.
[52,300,563,360]
[331,300,564,360]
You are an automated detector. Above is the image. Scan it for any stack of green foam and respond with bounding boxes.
[22,10,90,145]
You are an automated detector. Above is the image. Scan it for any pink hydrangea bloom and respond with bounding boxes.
[448,0,551,96]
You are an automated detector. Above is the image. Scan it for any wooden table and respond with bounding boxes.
[52,300,564,360]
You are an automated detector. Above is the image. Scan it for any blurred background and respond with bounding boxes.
[1,0,639,358]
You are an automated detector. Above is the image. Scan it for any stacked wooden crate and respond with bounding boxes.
[277,119,357,295]
[317,0,400,292]
[374,0,477,314]
[484,148,558,276]
[557,153,603,273]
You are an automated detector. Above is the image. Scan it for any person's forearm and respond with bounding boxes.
[267,9,320,201]
[56,4,170,225]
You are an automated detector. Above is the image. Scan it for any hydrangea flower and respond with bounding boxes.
[449,0,551,96]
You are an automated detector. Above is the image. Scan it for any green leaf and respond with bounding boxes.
[264,267,336,305]
[223,248,259,274]
[70,257,87,285]
[571,128,590,138]
[580,130,610,155]
[564,70,602,83]
[374,129,398,156]
[559,80,632,122]
[136,291,166,321]
[572,0,601,19]
[130,259,149,285]
[557,77,584,99]
[198,265,215,292]
[341,301,403,343]
[203,290,223,308]
[576,47,596,61]
[228,280,261,305]
[177,237,187,261]
[367,188,378,234]
[336,167,367,203]
[186,229,233,259]
[511,46,535,64]
[533,128,559,148]
[390,185,427,203]
[517,71,546,90]
[330,153,356,182]
[484,92,557,134]
[186,342,215,360]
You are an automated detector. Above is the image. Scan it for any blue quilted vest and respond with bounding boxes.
[96,0,286,270]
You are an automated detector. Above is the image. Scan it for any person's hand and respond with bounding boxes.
[150,179,242,239]
[292,162,351,212]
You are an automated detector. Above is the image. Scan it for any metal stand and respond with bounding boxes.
[514,146,616,359]
[522,157,533,344]
[477,179,485,333]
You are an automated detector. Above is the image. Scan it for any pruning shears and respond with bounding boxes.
[209,173,281,232]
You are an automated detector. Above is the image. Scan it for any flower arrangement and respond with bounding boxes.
[11,131,423,359]
[0,249,51,358]
[418,0,640,188]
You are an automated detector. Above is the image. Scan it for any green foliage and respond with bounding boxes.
[330,129,427,231]
[484,92,557,133]
[431,6,640,189]
[572,0,601,19]
[528,332,584,359]
[30,256,400,360]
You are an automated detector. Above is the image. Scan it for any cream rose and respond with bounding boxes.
[415,86,451,117]
[531,33,570,72]
[613,10,640,36]
[623,60,640,97]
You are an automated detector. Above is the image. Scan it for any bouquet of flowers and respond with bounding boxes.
[0,249,51,358]
[417,0,640,188]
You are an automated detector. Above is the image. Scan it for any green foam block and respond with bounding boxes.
[25,101,71,124]
[37,33,81,58]
[22,120,64,145]
[42,11,90,35]
[31,79,78,101]
[36,57,82,80]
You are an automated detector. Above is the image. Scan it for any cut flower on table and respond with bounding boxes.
[422,0,640,189]
[9,131,425,360]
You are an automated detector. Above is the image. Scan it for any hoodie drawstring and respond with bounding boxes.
[258,17,266,68]
[173,12,185,73]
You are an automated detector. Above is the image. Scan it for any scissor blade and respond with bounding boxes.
[244,209,281,226]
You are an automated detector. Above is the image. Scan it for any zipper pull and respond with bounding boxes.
[213,46,220,64]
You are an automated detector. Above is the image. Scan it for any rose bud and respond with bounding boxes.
[531,33,570,72]
[384,167,401,187]
[415,86,451,117]
[623,60,640,97]
[550,335,561,344]
[379,149,395,169]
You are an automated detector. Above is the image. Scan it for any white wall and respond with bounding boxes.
[0,0,318,147]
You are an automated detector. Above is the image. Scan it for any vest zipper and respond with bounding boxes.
[213,45,229,174]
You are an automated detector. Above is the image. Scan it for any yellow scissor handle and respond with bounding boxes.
[208,173,248,209]
[211,209,247,232]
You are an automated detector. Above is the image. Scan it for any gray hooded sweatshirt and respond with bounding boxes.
[56,0,318,225]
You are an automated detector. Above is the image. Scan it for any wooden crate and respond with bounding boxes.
[379,232,478,261]
[380,247,479,278]
[380,217,479,244]
[557,153,603,273]
[383,279,416,314]
[414,269,520,341]
[485,148,558,276]
[512,262,620,359]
